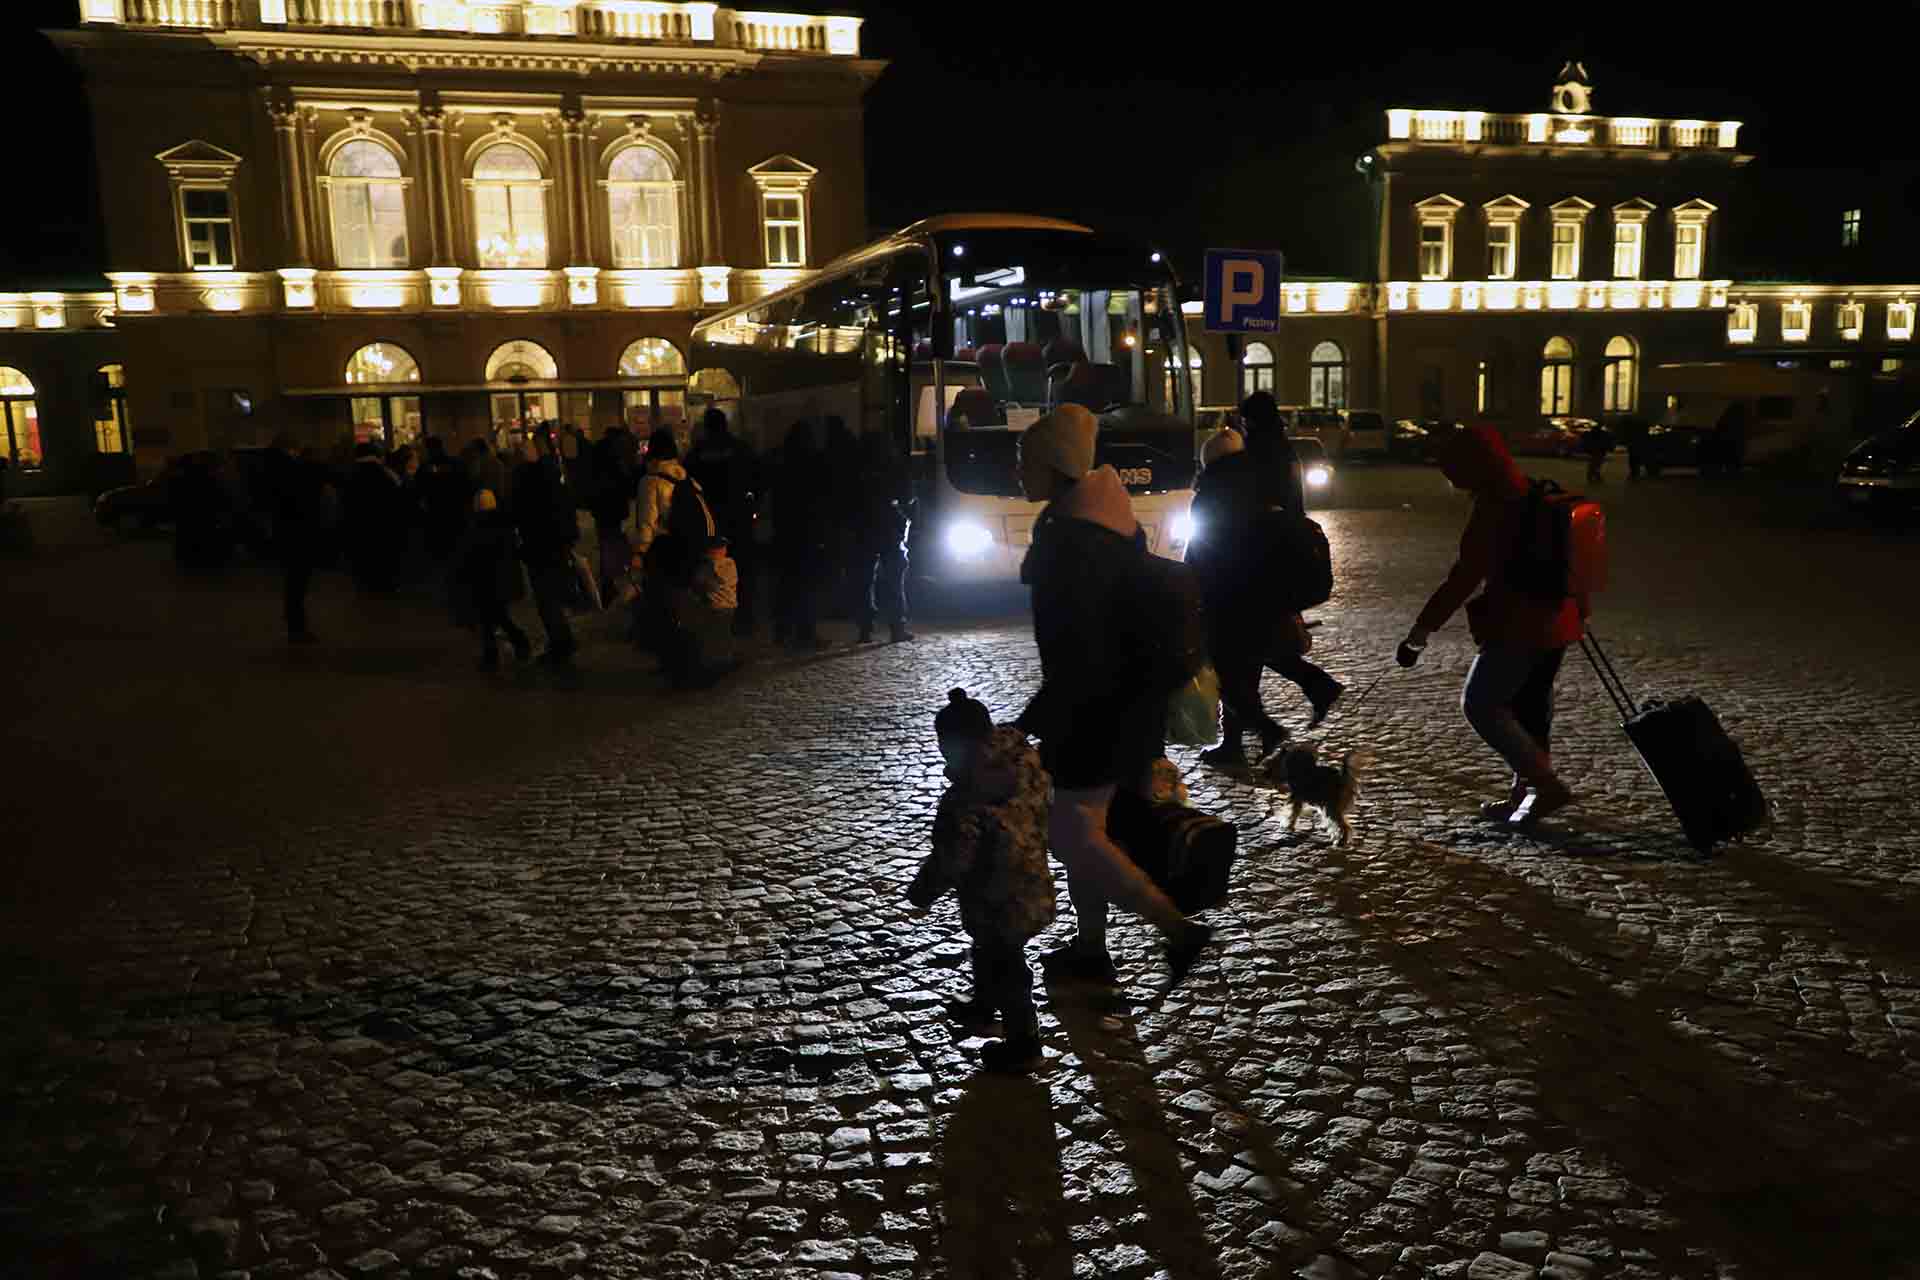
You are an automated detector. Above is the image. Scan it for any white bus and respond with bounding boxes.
[690,214,1198,584]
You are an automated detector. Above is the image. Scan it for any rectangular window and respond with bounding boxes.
[763,193,806,267]
[1418,222,1448,280]
[1612,222,1643,279]
[1674,224,1703,279]
[182,187,235,269]
[1551,223,1579,279]
[1838,302,1864,339]
[1486,223,1515,279]
[1782,302,1811,341]
[1842,208,1861,247]
[1890,301,1916,341]
[1539,364,1571,416]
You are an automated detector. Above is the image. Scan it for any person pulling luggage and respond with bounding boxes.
[1396,425,1587,826]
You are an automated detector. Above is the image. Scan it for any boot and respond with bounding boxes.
[980,1032,1044,1074]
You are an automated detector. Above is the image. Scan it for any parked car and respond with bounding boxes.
[1390,417,1446,463]
[1636,424,1709,475]
[1338,409,1389,460]
[1511,418,1592,458]
[1834,409,1920,513]
[94,472,174,530]
[1291,436,1335,507]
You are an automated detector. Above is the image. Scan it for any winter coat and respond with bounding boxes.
[687,437,758,537]
[1244,428,1306,514]
[451,510,526,621]
[909,726,1056,944]
[772,449,829,559]
[1017,465,1164,788]
[629,458,694,554]
[261,449,330,557]
[511,456,578,568]
[1415,425,1586,650]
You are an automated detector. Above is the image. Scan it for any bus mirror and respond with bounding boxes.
[930,317,956,361]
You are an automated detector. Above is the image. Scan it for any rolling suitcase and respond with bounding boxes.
[1579,629,1768,853]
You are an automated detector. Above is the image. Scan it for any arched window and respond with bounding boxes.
[606,146,681,268]
[344,343,422,450]
[486,339,560,440]
[1309,340,1347,409]
[94,364,131,454]
[1540,336,1575,416]
[0,367,41,470]
[327,139,410,269]
[1603,336,1638,413]
[1241,341,1274,397]
[471,142,550,268]
[619,337,688,434]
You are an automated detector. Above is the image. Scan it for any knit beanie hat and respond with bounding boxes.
[1201,427,1246,468]
[1019,403,1099,482]
[934,688,993,743]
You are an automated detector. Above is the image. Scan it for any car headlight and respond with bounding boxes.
[1305,465,1331,488]
[945,520,994,559]
[1170,512,1195,545]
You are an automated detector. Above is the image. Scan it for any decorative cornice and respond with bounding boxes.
[209,31,766,79]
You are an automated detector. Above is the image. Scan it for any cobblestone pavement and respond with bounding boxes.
[4,465,1919,1280]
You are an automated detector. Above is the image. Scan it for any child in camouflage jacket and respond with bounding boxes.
[909,689,1056,1073]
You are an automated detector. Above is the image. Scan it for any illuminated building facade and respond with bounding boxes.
[0,1,878,494]
[1188,65,1917,428]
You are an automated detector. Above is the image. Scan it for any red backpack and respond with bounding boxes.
[1507,480,1607,600]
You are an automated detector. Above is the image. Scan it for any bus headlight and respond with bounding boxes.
[946,520,994,559]
[1305,465,1332,488]
[1170,512,1196,546]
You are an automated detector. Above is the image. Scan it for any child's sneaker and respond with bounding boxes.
[980,1033,1043,1074]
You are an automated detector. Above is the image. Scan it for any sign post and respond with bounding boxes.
[1202,248,1284,335]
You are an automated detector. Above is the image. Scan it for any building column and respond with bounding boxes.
[270,96,311,265]
[695,101,723,266]
[438,112,464,265]
[419,105,450,265]
[296,105,324,266]
[560,106,591,265]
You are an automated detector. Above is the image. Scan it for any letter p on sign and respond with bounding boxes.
[1220,260,1264,323]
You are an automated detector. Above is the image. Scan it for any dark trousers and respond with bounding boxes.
[477,600,530,662]
[282,554,312,638]
[1272,652,1340,707]
[1462,645,1565,783]
[971,938,1038,1038]
[857,539,909,635]
[773,547,820,643]
[1215,646,1283,754]
[527,561,577,659]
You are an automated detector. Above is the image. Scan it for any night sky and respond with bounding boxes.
[7,0,1915,283]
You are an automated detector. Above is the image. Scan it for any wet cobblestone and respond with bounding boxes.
[5,466,1920,1279]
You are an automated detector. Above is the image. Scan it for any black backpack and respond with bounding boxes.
[667,475,715,549]
[1131,547,1209,694]
[1257,510,1333,612]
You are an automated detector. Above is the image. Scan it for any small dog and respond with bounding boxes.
[1267,744,1362,845]
[1147,757,1190,807]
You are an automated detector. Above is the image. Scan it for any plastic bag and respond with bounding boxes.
[1164,664,1222,747]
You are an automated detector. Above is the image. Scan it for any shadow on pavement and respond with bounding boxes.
[1312,838,1920,1279]
[1042,981,1224,1280]
[937,1071,1069,1279]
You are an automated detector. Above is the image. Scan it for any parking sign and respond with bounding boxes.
[1202,248,1284,334]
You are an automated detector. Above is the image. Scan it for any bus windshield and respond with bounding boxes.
[934,229,1192,498]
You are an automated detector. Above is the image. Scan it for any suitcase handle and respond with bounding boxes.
[1578,628,1639,721]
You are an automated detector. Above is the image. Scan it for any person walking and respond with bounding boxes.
[1581,421,1614,484]
[453,488,531,671]
[772,420,828,650]
[822,416,864,618]
[418,436,470,562]
[1184,427,1289,770]
[588,426,638,589]
[1396,425,1585,826]
[1618,415,1652,481]
[854,430,915,644]
[1013,404,1213,987]
[511,427,581,669]
[1233,392,1345,727]
[343,442,402,592]
[262,433,331,644]
[687,407,760,635]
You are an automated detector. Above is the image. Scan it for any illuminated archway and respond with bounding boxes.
[1602,335,1638,413]
[0,366,41,470]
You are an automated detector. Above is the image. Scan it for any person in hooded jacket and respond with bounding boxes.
[1185,427,1289,769]
[630,427,711,580]
[1398,425,1586,826]
[687,407,760,634]
[1013,404,1213,988]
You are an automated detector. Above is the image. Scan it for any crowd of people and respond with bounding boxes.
[916,392,1590,1071]
[166,408,918,682]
